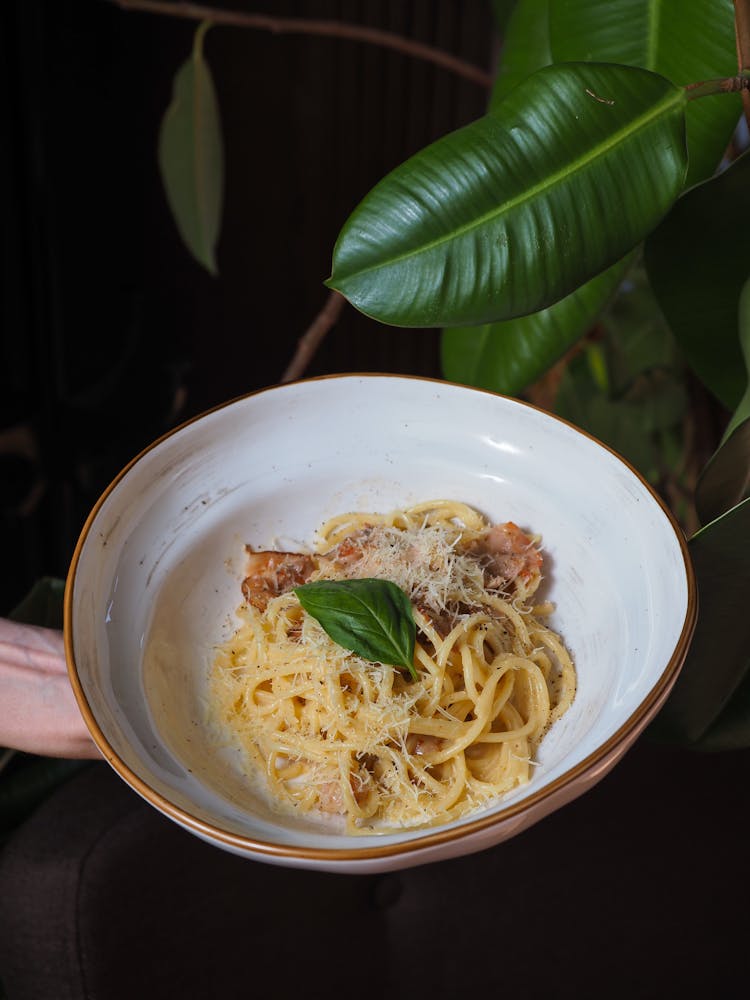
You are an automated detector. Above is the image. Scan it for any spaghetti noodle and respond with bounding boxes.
[210,500,576,833]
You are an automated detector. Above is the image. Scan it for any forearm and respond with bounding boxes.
[0,618,100,759]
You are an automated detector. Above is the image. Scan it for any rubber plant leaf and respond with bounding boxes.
[694,275,750,526]
[441,254,631,395]
[328,62,687,329]
[550,0,740,186]
[490,0,551,108]
[442,1,633,397]
[158,21,224,276]
[645,151,750,411]
[649,496,750,747]
[695,656,750,751]
[295,579,417,681]
[489,0,520,36]
[553,345,686,485]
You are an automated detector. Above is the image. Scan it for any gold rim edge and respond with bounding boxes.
[63,372,699,864]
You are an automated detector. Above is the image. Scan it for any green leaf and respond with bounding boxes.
[328,62,687,329]
[696,418,750,528]
[649,497,750,746]
[555,353,679,482]
[441,255,630,394]
[695,661,750,751]
[158,21,224,276]
[721,274,750,442]
[491,0,551,107]
[446,6,620,399]
[600,264,683,394]
[554,270,689,483]
[694,276,750,525]
[489,0,521,36]
[294,579,417,680]
[550,0,740,186]
[645,152,750,410]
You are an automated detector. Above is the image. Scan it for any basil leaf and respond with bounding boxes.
[294,579,417,681]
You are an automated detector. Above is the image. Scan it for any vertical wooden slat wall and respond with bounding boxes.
[0,1,495,611]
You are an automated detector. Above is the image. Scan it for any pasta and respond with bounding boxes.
[209,500,576,833]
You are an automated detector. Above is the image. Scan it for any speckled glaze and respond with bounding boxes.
[65,375,697,873]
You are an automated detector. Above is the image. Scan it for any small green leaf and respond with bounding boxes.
[601,264,683,394]
[695,419,750,528]
[645,152,750,410]
[553,272,689,485]
[158,21,224,276]
[721,274,750,443]
[328,62,687,328]
[294,579,417,680]
[649,496,750,746]
[695,276,750,525]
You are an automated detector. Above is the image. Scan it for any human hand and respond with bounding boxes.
[0,618,100,759]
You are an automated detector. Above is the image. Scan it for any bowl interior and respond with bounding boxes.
[68,375,691,854]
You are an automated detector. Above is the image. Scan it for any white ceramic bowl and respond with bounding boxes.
[65,375,696,873]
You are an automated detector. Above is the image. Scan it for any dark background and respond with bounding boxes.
[1,0,494,615]
[2,6,750,997]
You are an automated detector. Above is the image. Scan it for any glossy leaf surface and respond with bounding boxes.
[443,1,620,397]
[550,0,740,186]
[441,255,630,394]
[645,152,750,410]
[695,277,750,525]
[650,497,750,747]
[329,63,687,328]
[158,22,224,275]
[490,0,551,108]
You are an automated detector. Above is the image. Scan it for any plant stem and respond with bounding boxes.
[107,0,493,89]
[685,72,750,101]
[281,291,346,384]
[734,0,750,126]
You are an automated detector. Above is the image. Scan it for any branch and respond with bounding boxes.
[685,72,750,100]
[281,290,346,384]
[735,0,750,127]
[107,1,493,89]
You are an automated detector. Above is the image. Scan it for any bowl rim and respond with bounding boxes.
[64,372,698,862]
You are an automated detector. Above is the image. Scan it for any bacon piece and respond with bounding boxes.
[415,602,455,639]
[323,526,376,569]
[405,733,445,756]
[241,549,315,612]
[316,781,345,814]
[316,773,370,814]
[473,521,543,597]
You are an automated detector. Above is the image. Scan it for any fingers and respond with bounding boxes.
[0,617,100,759]
[0,618,68,674]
